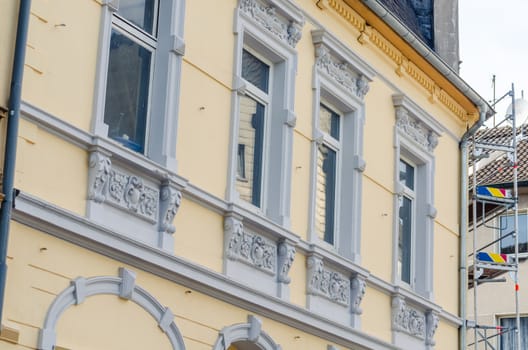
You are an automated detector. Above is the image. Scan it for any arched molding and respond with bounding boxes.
[212,315,281,350]
[37,268,185,350]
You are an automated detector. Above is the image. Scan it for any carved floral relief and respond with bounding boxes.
[395,106,438,152]
[392,295,426,340]
[239,0,304,48]
[315,43,370,100]
[225,217,277,274]
[307,256,350,306]
[88,152,177,224]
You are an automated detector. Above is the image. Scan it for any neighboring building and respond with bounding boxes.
[0,1,484,350]
[467,108,528,349]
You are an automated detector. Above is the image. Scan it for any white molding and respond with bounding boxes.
[37,268,185,350]
[15,101,456,326]
[13,192,399,350]
[212,315,281,350]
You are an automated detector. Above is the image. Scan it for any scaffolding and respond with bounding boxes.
[467,84,521,349]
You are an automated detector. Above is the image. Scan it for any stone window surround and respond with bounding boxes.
[308,28,375,264]
[92,0,185,169]
[226,0,304,228]
[391,94,443,300]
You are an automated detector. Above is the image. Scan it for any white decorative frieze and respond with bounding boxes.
[224,217,277,274]
[395,106,439,152]
[88,151,183,227]
[315,43,370,99]
[277,241,296,283]
[307,256,350,306]
[239,0,304,48]
[392,295,426,340]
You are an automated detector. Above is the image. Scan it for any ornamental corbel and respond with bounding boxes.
[287,21,303,47]
[350,275,366,315]
[159,183,182,235]
[356,75,370,99]
[88,151,112,203]
[277,240,296,283]
[425,310,439,346]
[224,216,245,260]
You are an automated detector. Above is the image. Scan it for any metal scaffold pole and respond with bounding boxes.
[467,83,521,350]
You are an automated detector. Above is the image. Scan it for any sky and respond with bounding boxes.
[459,0,528,118]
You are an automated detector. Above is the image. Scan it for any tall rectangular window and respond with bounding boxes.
[398,159,415,284]
[236,50,270,208]
[500,213,528,254]
[500,317,528,349]
[104,1,159,153]
[315,104,341,245]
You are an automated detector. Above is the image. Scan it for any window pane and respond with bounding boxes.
[315,144,337,244]
[236,95,265,207]
[319,104,340,140]
[104,30,152,153]
[399,159,415,190]
[500,317,528,349]
[242,50,269,93]
[118,0,157,35]
[398,196,412,283]
[500,214,528,254]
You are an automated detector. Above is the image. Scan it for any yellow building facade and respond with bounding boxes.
[0,0,487,349]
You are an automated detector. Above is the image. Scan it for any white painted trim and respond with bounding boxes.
[37,268,185,350]
[212,315,281,350]
[13,192,398,350]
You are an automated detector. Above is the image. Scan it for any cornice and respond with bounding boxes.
[316,0,474,123]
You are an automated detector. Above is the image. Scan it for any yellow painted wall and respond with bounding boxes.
[434,224,460,315]
[435,320,460,350]
[434,137,461,233]
[15,120,87,215]
[1,1,484,349]
[6,224,342,350]
[176,61,231,199]
[289,252,307,309]
[361,286,392,343]
[173,198,224,273]
[0,0,17,108]
[360,177,394,280]
[23,0,100,131]
[290,133,312,240]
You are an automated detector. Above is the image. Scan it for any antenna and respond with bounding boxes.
[492,75,496,126]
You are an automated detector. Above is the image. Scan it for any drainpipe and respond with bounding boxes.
[459,103,488,350]
[0,0,31,327]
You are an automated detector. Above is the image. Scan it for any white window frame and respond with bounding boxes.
[308,29,375,263]
[498,315,528,349]
[497,210,528,257]
[392,94,442,299]
[398,157,417,287]
[227,0,304,227]
[236,48,273,209]
[92,0,186,168]
[315,101,342,246]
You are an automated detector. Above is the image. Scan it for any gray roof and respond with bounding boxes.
[376,0,434,48]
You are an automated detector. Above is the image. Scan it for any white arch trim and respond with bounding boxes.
[212,315,281,350]
[37,267,185,350]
